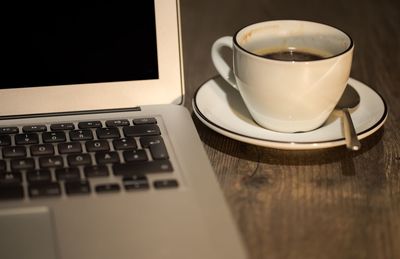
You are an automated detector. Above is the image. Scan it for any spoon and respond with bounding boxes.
[335,85,361,151]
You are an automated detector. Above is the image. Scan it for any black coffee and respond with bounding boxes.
[260,49,326,61]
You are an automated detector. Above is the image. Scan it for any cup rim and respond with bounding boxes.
[233,20,354,63]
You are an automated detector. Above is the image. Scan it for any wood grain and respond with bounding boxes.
[180,0,400,258]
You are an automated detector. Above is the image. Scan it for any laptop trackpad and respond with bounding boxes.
[0,206,58,259]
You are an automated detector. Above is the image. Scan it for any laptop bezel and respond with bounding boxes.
[0,0,184,117]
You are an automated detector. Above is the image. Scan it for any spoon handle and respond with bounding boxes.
[342,108,361,151]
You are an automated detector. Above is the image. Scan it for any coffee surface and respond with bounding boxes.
[259,49,326,61]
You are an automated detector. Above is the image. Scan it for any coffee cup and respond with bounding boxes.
[211,20,354,133]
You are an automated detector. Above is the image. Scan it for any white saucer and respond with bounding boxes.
[192,76,387,150]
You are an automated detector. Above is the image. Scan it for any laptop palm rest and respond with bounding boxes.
[0,206,58,259]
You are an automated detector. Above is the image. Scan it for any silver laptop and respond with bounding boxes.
[0,1,247,259]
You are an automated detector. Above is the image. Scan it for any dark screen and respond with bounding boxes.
[0,3,158,89]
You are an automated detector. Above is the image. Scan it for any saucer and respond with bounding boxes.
[192,76,388,150]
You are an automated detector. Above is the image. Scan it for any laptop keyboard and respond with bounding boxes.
[0,117,179,200]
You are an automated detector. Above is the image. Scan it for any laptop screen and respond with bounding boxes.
[0,3,158,89]
[0,0,183,117]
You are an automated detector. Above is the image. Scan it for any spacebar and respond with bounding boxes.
[113,161,173,176]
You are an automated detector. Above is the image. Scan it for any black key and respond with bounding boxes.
[0,172,22,185]
[0,127,19,134]
[154,179,179,189]
[84,165,109,178]
[140,136,164,148]
[11,158,35,171]
[30,144,55,156]
[42,132,66,143]
[78,121,102,129]
[123,175,149,190]
[0,184,24,200]
[123,149,148,163]
[69,130,93,141]
[3,146,26,158]
[153,179,178,189]
[113,160,173,176]
[140,136,169,160]
[27,170,52,183]
[0,135,11,146]
[15,133,39,145]
[39,156,64,168]
[55,168,81,181]
[96,128,120,139]
[22,125,47,133]
[0,161,6,171]
[85,140,110,152]
[67,154,92,166]
[113,138,137,150]
[95,183,120,193]
[95,152,120,164]
[29,182,61,198]
[50,123,75,131]
[65,181,91,195]
[149,144,169,160]
[133,118,157,125]
[105,119,130,127]
[123,125,161,137]
[58,142,82,154]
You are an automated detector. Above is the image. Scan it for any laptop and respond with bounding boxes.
[0,1,248,259]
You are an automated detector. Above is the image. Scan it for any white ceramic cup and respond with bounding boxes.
[211,20,354,133]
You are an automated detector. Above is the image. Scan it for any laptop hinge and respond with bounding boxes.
[0,107,141,121]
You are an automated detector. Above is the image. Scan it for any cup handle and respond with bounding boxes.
[211,36,238,90]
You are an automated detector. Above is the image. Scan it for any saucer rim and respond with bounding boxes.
[192,77,388,150]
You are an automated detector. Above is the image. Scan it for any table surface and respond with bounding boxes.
[179,0,400,258]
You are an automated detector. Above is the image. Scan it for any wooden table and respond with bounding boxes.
[180,0,400,258]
